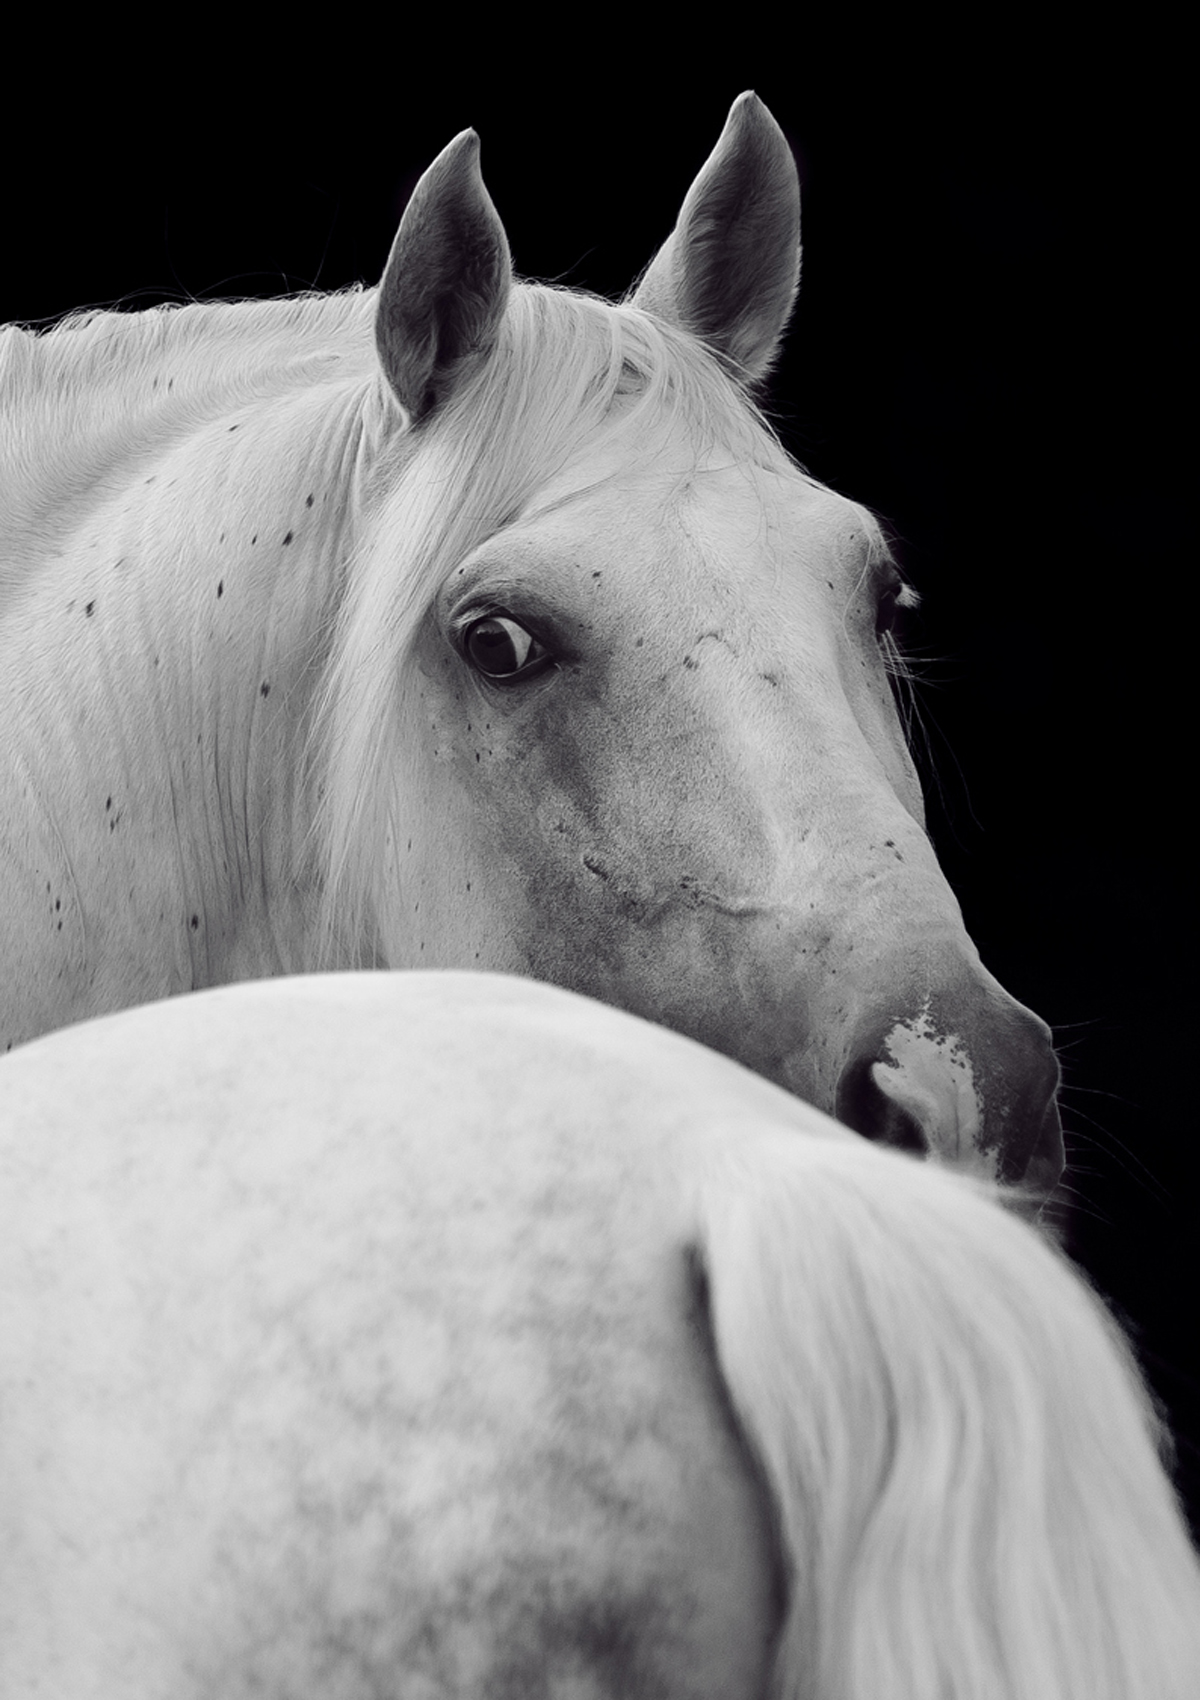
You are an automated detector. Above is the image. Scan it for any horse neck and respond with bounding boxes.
[0,295,376,592]
[0,300,388,1018]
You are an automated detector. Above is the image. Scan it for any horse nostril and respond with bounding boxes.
[835,1056,927,1155]
[830,995,1064,1191]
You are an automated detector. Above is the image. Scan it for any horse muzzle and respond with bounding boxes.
[827,959,1064,1196]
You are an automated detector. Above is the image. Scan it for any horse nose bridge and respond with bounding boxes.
[826,955,1064,1192]
[722,668,933,887]
[660,613,927,886]
[766,779,963,944]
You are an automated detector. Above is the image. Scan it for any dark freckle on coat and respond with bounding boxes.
[634,637,644,648]
[190,915,199,930]
[105,797,112,811]
[583,854,610,881]
[281,531,293,546]
[217,581,224,598]
[591,571,601,580]
[55,899,61,911]
[683,655,698,670]
[85,601,95,616]
[260,682,270,698]
[760,671,780,686]
[250,535,257,545]
[305,494,314,508]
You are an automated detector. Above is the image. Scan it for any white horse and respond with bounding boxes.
[0,970,1194,1697]
[0,95,1063,1189]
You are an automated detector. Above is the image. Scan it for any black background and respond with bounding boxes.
[5,36,1193,1534]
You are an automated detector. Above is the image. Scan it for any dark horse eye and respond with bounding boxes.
[876,576,917,640]
[875,585,900,639]
[463,615,550,680]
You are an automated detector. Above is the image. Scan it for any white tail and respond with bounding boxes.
[699,1137,1200,1700]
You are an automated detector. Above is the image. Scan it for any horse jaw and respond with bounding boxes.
[630,91,801,384]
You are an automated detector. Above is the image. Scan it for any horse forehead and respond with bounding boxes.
[676,464,878,574]
[514,461,872,585]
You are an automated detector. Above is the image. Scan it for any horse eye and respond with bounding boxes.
[876,578,918,640]
[463,615,550,680]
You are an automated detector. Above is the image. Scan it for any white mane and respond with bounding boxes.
[0,291,379,603]
[0,288,377,411]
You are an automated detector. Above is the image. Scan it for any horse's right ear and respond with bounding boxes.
[375,130,512,426]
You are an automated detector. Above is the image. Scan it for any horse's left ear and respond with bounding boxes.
[375,129,512,426]
[631,92,800,386]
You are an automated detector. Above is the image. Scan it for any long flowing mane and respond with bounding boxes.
[313,279,806,962]
[0,288,378,422]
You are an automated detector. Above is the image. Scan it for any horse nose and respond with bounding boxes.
[833,972,1064,1194]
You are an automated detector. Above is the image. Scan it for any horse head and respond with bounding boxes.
[325,96,1062,1194]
